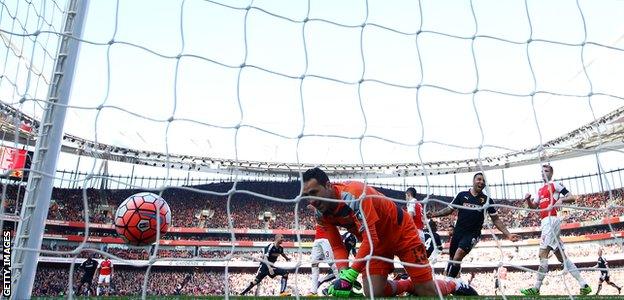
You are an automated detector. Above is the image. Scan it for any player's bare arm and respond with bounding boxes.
[428,206,454,218]
[524,193,538,209]
[553,184,577,206]
[490,214,520,242]
[558,193,577,204]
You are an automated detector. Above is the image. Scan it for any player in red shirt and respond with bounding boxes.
[302,167,477,297]
[96,257,114,296]
[520,164,591,296]
[405,187,425,231]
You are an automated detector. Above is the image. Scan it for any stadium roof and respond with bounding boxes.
[1,102,623,178]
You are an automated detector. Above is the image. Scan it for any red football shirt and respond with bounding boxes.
[99,259,112,275]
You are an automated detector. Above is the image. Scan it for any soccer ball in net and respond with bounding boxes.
[114,192,172,246]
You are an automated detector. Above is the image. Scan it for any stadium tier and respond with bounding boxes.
[3,182,624,230]
[2,182,624,296]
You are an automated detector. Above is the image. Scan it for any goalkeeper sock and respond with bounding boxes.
[382,280,398,296]
[383,278,457,296]
[381,280,411,296]
[435,278,457,295]
[384,279,435,296]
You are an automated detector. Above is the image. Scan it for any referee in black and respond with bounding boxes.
[427,172,519,278]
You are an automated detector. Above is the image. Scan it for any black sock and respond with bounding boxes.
[446,262,461,278]
[241,282,255,295]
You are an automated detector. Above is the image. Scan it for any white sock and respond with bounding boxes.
[564,258,587,287]
[535,258,548,290]
[311,266,319,294]
[96,287,101,296]
[330,262,339,278]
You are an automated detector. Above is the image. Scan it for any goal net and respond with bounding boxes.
[1,0,624,298]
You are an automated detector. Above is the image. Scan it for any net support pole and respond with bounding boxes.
[595,153,604,192]
[71,153,81,188]
[11,0,89,298]
[501,169,507,200]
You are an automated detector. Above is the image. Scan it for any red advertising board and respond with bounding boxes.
[0,145,28,178]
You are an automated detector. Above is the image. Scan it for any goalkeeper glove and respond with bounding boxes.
[328,279,364,298]
[339,268,359,283]
[328,279,352,298]
[327,269,360,298]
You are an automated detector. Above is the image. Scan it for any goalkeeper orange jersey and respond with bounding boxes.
[314,224,332,240]
[316,181,431,282]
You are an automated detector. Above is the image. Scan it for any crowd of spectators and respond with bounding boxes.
[7,182,624,296]
[9,181,624,297]
[448,242,623,264]
[3,181,318,229]
[44,226,316,242]
[472,224,624,243]
[422,188,624,231]
[32,267,232,296]
[2,182,623,233]
[32,265,624,297]
[37,239,623,269]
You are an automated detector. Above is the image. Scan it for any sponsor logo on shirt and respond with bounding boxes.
[463,203,483,208]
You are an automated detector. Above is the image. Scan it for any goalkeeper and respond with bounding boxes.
[302,168,475,297]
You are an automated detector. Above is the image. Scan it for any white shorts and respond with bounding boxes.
[539,216,563,250]
[98,274,111,284]
[311,238,334,264]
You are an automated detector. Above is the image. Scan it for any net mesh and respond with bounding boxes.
[1,0,624,298]
[0,0,66,227]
